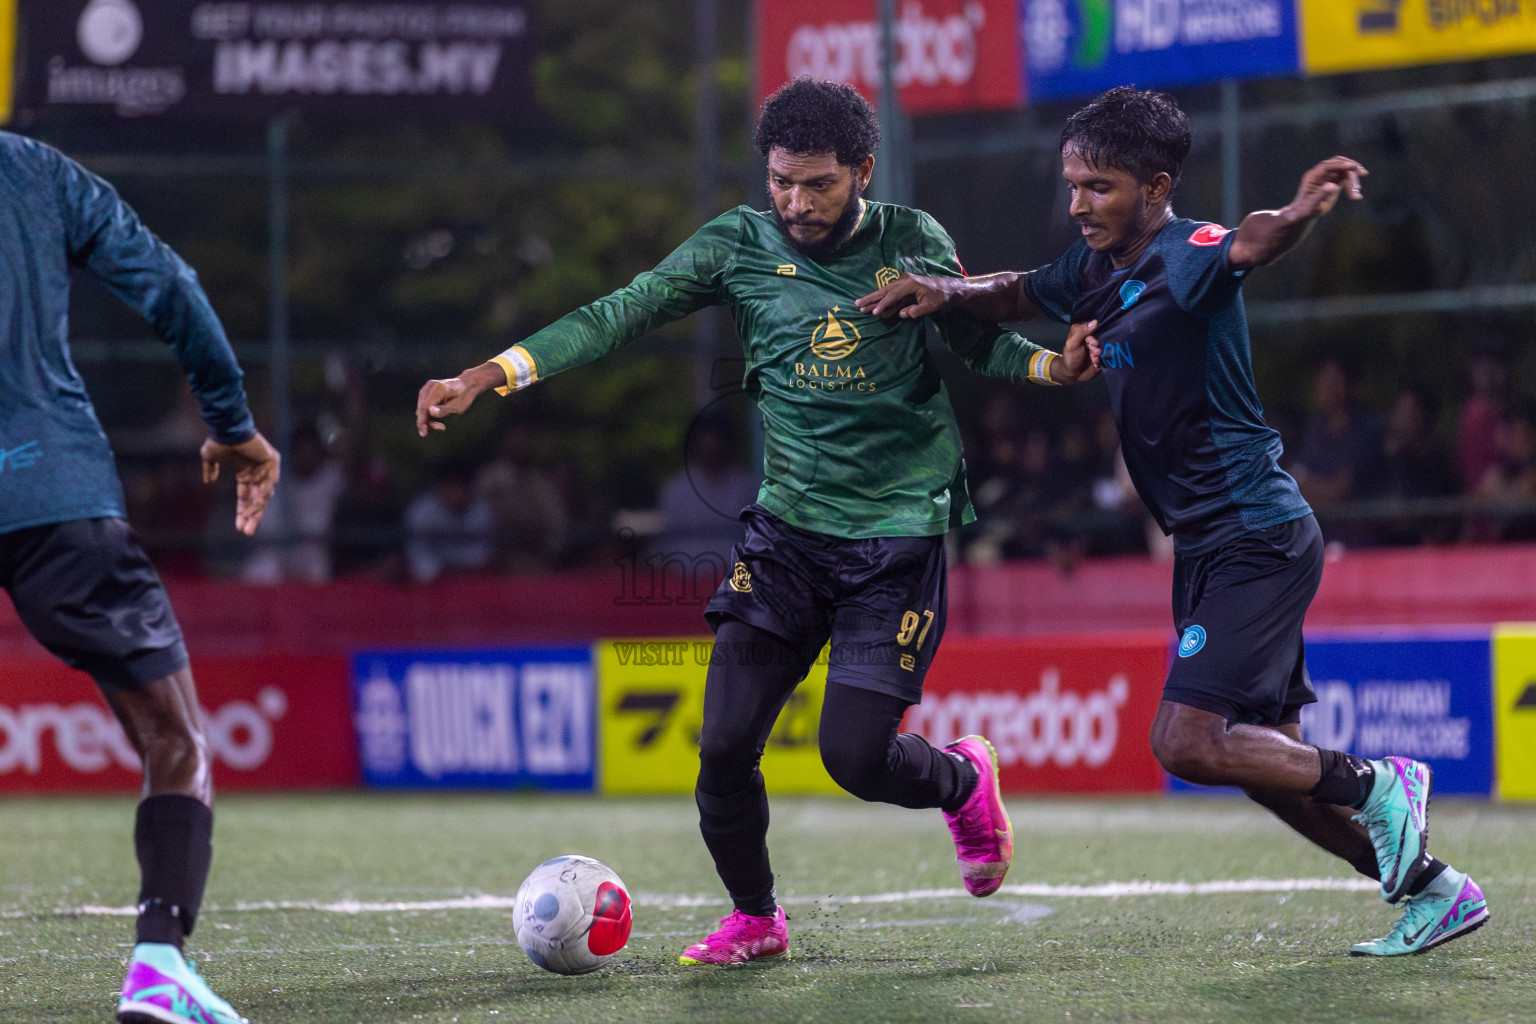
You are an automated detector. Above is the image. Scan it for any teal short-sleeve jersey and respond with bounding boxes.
[498,202,1052,539]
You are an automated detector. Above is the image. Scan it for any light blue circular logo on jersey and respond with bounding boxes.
[1178,625,1207,657]
[1119,279,1146,309]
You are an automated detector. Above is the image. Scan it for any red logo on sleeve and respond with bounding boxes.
[1188,224,1231,246]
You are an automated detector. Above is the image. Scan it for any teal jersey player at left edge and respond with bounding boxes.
[416,76,1101,966]
[0,130,281,1024]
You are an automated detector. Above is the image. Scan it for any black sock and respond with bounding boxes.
[1407,858,1449,898]
[1309,749,1374,808]
[133,794,214,949]
[939,748,980,813]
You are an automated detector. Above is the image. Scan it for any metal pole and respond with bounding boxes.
[266,113,294,549]
[872,0,911,206]
[693,0,724,408]
[1220,79,1241,229]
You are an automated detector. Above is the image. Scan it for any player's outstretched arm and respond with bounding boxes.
[856,271,1040,323]
[415,362,508,437]
[201,432,281,536]
[1228,156,1367,271]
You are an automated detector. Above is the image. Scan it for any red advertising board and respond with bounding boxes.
[756,0,1023,114]
[0,655,359,792]
[906,635,1168,793]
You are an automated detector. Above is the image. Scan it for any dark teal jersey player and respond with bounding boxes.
[861,86,1489,959]
[1021,217,1310,554]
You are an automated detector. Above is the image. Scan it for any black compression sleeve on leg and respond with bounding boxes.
[1309,748,1375,807]
[134,794,214,948]
[818,683,974,810]
[695,619,814,919]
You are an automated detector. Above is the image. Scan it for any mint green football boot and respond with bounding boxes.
[1350,868,1489,957]
[117,942,247,1024]
[1352,756,1432,903]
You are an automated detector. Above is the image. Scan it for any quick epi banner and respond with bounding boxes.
[1493,625,1536,800]
[352,647,596,791]
[598,638,838,795]
[1301,631,1494,796]
[1021,0,1301,100]
[1302,1,1536,75]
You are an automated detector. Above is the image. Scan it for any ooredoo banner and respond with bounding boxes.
[16,0,533,122]
[905,635,1168,793]
[1301,0,1536,76]
[352,646,596,791]
[756,0,1023,114]
[0,654,358,791]
[1021,0,1300,100]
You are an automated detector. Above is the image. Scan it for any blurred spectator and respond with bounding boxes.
[1292,355,1384,506]
[1361,386,1458,545]
[965,427,1062,563]
[404,459,494,582]
[1086,409,1160,557]
[474,421,568,573]
[655,411,759,566]
[332,454,404,579]
[1291,355,1382,547]
[1456,346,1510,494]
[1472,405,1536,542]
[240,423,346,583]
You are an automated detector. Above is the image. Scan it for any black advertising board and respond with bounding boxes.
[17,1,535,122]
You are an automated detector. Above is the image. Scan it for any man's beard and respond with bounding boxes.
[773,185,864,260]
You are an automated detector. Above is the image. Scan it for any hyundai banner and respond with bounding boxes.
[17,0,533,122]
[1300,631,1494,796]
[1021,0,1301,101]
[352,647,596,791]
[756,0,1023,114]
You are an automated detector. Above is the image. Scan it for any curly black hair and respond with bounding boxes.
[1060,86,1191,189]
[754,76,881,167]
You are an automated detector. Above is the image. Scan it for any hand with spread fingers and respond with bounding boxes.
[200,432,281,536]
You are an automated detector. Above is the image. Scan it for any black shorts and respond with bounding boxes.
[1163,514,1323,726]
[0,517,188,691]
[705,505,947,704]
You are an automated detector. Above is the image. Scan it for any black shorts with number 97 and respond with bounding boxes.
[0,517,189,691]
[704,504,947,705]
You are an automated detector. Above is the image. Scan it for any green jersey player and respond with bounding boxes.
[416,77,1098,964]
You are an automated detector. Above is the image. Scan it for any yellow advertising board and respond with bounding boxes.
[0,0,13,124]
[1493,625,1536,800]
[1303,2,1536,75]
[597,638,841,795]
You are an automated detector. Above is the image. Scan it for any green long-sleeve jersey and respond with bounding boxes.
[491,201,1058,539]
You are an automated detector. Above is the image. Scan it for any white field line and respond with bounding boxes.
[21,877,1377,919]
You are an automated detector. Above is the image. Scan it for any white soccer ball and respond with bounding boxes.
[513,854,633,975]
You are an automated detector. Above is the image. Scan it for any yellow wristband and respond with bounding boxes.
[489,345,539,396]
[1028,349,1061,386]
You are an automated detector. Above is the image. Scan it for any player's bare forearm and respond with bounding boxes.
[415,361,507,437]
[855,272,1038,323]
[1229,156,1367,270]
